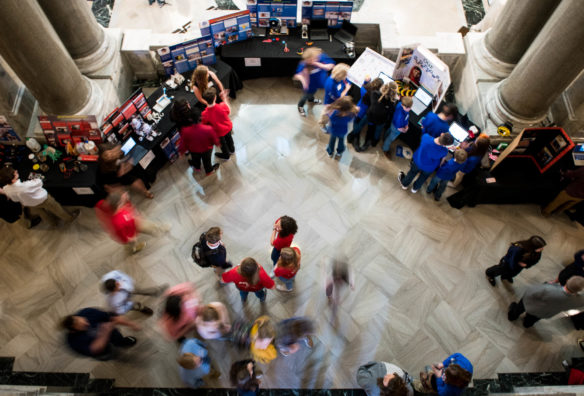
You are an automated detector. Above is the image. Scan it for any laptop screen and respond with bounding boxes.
[311,19,327,30]
[121,137,137,155]
[414,88,432,106]
[449,122,469,143]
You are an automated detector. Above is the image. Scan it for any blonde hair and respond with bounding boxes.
[331,63,349,81]
[255,316,275,340]
[302,47,322,61]
[401,96,414,108]
[329,96,358,116]
[277,247,299,270]
[454,148,468,164]
[378,82,398,103]
[192,65,209,94]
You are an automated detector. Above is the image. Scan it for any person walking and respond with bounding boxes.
[101,270,167,316]
[230,359,262,396]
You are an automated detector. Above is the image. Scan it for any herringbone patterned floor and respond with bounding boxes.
[1,78,583,388]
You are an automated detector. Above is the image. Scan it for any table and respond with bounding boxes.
[220,23,381,80]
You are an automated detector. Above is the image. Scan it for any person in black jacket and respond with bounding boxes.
[202,226,232,283]
[556,250,584,285]
[230,359,262,396]
[357,82,398,152]
[485,235,546,286]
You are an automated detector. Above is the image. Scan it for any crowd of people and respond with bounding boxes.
[1,53,584,396]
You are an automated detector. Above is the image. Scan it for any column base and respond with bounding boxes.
[485,82,548,131]
[74,27,116,75]
[471,33,516,80]
[39,77,105,119]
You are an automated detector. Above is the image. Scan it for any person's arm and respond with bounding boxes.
[270,218,281,246]
[312,61,334,71]
[209,71,225,98]
[212,302,231,332]
[356,362,380,394]
[112,315,141,331]
[89,321,115,355]
[260,268,275,289]
[341,80,351,97]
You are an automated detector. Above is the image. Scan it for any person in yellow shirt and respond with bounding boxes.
[249,316,277,364]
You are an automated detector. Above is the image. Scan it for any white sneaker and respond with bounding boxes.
[276,284,293,292]
[269,270,275,278]
[411,186,419,194]
[398,172,408,190]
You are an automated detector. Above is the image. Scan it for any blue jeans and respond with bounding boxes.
[271,247,280,266]
[278,276,295,290]
[426,175,449,199]
[401,161,432,191]
[350,115,368,138]
[327,135,346,155]
[239,289,266,303]
[382,124,402,152]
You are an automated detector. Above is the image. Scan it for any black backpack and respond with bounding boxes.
[191,232,211,267]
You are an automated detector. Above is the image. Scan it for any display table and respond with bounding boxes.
[220,23,381,80]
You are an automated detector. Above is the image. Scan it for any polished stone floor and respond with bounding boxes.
[1,78,584,389]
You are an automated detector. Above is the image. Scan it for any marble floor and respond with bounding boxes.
[1,78,584,389]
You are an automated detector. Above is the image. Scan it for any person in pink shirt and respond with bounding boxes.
[159,282,200,340]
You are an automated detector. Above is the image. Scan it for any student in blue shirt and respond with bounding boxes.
[324,96,359,158]
[382,96,413,158]
[426,149,468,201]
[398,133,454,193]
[323,63,351,105]
[294,47,335,117]
[421,104,457,138]
[423,353,473,396]
[451,136,490,186]
[177,338,212,388]
[347,77,383,147]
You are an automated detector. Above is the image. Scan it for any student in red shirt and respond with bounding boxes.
[171,99,220,176]
[270,215,298,268]
[222,257,274,303]
[201,87,235,160]
[274,247,301,292]
[95,190,169,254]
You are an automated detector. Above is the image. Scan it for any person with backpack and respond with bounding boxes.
[192,226,232,284]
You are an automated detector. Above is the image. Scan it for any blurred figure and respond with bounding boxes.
[357,361,413,396]
[101,270,167,316]
[249,316,277,364]
[230,359,262,396]
[195,302,231,340]
[325,255,355,306]
[177,338,219,388]
[159,282,201,341]
[275,317,315,356]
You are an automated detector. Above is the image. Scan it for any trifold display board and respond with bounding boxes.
[392,44,450,112]
[38,115,101,147]
[158,36,216,76]
[247,0,298,28]
[100,89,152,145]
[301,0,353,27]
[491,127,575,175]
[347,48,396,88]
[200,10,252,48]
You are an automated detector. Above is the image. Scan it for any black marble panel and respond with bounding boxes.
[85,378,115,393]
[461,0,485,27]
[0,357,14,373]
[107,389,365,396]
[215,0,239,10]
[0,371,89,388]
[91,0,115,28]
[471,378,513,393]
[497,372,568,388]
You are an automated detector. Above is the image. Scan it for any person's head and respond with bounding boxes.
[254,317,275,349]
[302,47,322,64]
[518,235,547,252]
[105,189,130,211]
[329,96,358,116]
[331,258,350,283]
[440,103,458,120]
[240,257,260,285]
[331,63,349,82]
[444,364,472,388]
[205,227,222,244]
[0,166,17,187]
[400,96,413,111]
[286,318,315,342]
[201,305,220,322]
[377,373,408,396]
[278,215,298,237]
[230,360,259,391]
[103,279,119,293]
[454,148,468,164]
[202,87,217,106]
[365,77,383,93]
[192,65,210,92]
[164,294,183,321]
[277,247,299,269]
[177,353,202,369]
[61,315,89,332]
[468,136,490,157]
[566,276,584,294]
[438,132,454,146]
[170,99,201,127]
[388,81,399,101]
[99,144,123,162]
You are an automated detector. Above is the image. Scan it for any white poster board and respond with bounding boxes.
[392,44,450,111]
[347,47,396,88]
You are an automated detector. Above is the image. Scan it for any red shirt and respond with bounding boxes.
[222,265,275,292]
[95,200,137,244]
[201,103,232,137]
[273,233,294,250]
[274,247,301,279]
[178,123,219,154]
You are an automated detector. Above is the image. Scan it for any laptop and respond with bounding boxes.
[411,86,433,115]
[449,122,469,147]
[333,20,357,44]
[121,137,149,165]
[310,19,329,41]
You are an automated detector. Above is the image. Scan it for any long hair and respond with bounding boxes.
[192,65,209,93]
[329,96,359,117]
[277,247,299,270]
[379,82,398,103]
[444,364,472,388]
[515,235,547,252]
[364,78,383,94]
[468,136,490,158]
[170,99,201,128]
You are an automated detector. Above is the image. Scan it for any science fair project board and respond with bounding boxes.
[38,115,101,147]
[247,0,298,28]
[347,47,396,88]
[100,89,153,145]
[301,0,353,27]
[392,44,450,112]
[200,10,253,48]
[157,36,216,76]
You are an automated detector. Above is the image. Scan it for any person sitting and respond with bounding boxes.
[421,104,457,138]
[357,361,413,396]
[97,143,153,198]
[62,307,140,360]
[195,302,231,340]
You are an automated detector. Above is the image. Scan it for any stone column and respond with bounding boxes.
[0,0,103,116]
[37,0,115,74]
[473,0,561,78]
[486,0,584,128]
